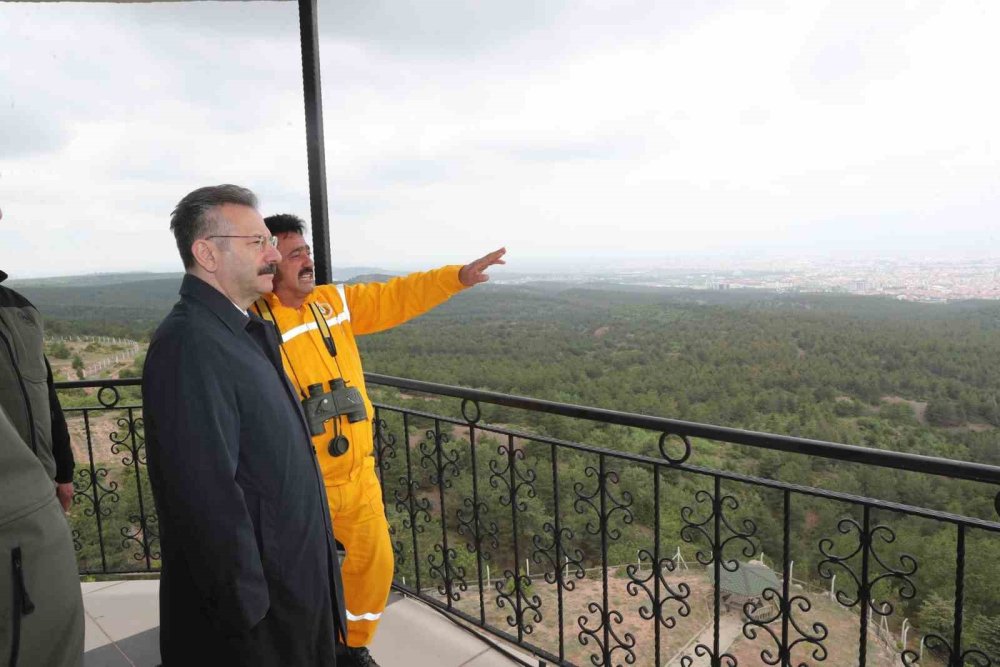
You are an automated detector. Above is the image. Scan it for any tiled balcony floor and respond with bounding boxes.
[82,580,527,666]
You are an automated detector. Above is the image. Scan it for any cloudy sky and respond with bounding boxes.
[1,0,998,277]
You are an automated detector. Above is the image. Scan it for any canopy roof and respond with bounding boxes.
[718,562,780,598]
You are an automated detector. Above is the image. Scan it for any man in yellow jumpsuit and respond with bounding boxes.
[253,213,505,667]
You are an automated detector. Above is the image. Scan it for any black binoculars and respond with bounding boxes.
[301,379,368,442]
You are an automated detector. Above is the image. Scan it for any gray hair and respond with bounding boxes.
[170,184,259,269]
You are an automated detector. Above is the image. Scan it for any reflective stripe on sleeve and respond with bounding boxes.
[345,609,383,622]
[281,311,350,343]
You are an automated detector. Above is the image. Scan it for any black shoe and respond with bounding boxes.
[338,645,381,667]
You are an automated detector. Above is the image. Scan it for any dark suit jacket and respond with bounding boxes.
[143,274,347,666]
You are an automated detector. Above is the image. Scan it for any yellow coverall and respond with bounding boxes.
[253,266,465,647]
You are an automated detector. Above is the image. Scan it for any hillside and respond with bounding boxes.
[42,272,1000,662]
[8,267,398,338]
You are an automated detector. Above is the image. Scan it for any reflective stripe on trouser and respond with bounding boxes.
[327,458,394,648]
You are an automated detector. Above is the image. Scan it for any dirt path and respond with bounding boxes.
[667,614,742,667]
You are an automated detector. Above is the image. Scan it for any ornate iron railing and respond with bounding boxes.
[56,378,155,575]
[61,376,1000,666]
[365,374,1000,667]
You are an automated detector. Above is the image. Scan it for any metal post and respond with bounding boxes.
[879,603,890,638]
[297,0,333,285]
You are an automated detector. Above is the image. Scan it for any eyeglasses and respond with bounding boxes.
[205,235,278,252]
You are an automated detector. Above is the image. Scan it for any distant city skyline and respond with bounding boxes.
[2,1,999,278]
[12,254,1000,304]
[8,249,1000,277]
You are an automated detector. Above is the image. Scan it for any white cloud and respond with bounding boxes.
[1,0,998,277]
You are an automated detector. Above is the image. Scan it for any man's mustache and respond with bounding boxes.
[259,264,277,276]
[298,268,314,279]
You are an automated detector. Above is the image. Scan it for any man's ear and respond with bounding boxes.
[191,239,218,273]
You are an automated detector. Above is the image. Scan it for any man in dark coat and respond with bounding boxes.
[143,185,347,666]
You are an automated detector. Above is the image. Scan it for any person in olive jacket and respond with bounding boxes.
[0,273,76,508]
[1,204,84,667]
[143,185,347,666]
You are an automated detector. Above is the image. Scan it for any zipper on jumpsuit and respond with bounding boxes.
[9,546,36,667]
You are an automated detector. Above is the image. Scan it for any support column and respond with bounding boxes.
[298,0,333,285]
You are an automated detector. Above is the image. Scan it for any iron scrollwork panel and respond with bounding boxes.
[817,509,917,667]
[532,522,585,591]
[901,524,992,667]
[420,425,468,602]
[903,634,993,667]
[490,439,543,637]
[109,413,144,466]
[679,488,757,573]
[74,466,120,520]
[625,549,692,631]
[742,588,829,666]
[575,461,637,667]
[456,496,499,564]
[373,416,398,482]
[121,512,160,564]
[678,481,758,667]
[817,517,917,615]
[741,490,827,667]
[109,411,159,569]
[373,416,407,569]
[391,414,432,588]
[454,402,497,566]
[901,634,992,667]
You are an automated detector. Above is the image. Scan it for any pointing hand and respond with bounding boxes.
[459,247,507,287]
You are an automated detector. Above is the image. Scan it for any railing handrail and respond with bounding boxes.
[55,373,1000,485]
[56,378,141,389]
[364,372,1000,487]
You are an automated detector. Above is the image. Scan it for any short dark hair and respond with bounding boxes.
[263,213,307,237]
[170,184,259,269]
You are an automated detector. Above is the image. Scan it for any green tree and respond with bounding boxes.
[50,340,71,359]
[918,593,954,639]
[969,615,1000,661]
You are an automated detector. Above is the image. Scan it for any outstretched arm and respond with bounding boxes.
[341,249,507,334]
